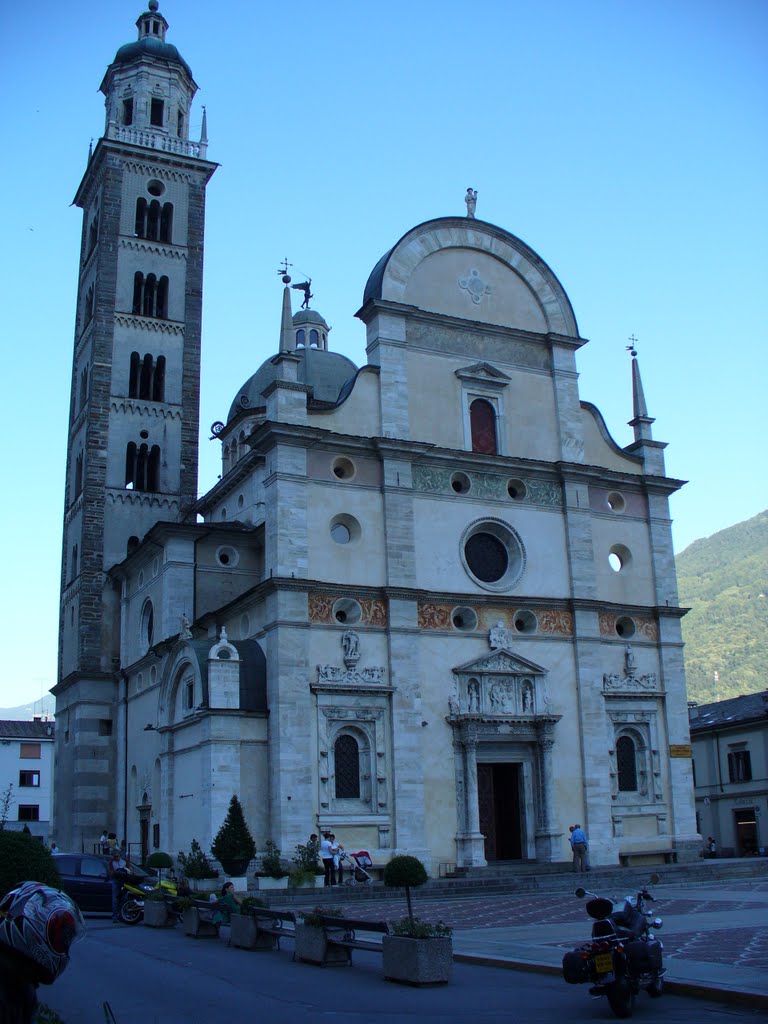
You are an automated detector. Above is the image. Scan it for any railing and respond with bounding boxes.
[106,123,208,160]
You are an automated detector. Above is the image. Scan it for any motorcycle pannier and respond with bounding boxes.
[625,939,663,973]
[562,950,590,984]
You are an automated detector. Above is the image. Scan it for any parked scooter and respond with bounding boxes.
[562,873,665,1019]
[119,876,181,925]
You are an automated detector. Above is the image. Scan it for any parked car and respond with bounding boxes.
[52,853,154,912]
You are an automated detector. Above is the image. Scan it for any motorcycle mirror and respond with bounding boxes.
[575,887,586,898]
[649,872,660,885]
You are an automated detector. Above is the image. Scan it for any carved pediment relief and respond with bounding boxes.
[455,361,511,390]
[453,648,546,677]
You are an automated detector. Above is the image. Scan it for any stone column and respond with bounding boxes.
[535,722,562,862]
[455,730,486,867]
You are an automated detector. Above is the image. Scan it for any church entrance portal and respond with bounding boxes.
[478,763,522,860]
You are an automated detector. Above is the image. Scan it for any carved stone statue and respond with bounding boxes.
[468,679,480,713]
[448,694,460,716]
[465,187,477,218]
[180,614,192,640]
[522,682,533,713]
[341,630,360,666]
[625,645,636,675]
[489,620,513,650]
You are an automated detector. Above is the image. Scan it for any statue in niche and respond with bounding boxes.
[448,693,460,716]
[489,680,515,712]
[341,630,360,666]
[180,614,192,640]
[625,645,636,676]
[489,620,513,650]
[522,681,534,713]
[468,679,480,713]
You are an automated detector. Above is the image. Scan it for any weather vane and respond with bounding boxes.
[277,257,292,284]
[626,335,638,358]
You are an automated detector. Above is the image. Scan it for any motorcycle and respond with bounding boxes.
[119,876,182,925]
[562,873,665,1019]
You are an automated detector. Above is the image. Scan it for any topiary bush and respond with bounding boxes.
[211,795,257,876]
[177,839,218,880]
[146,851,174,881]
[0,830,61,898]
[383,854,428,924]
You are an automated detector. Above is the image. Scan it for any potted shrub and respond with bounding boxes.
[145,851,174,882]
[230,896,275,950]
[211,795,256,877]
[294,905,349,965]
[381,855,453,985]
[177,839,219,893]
[254,840,288,890]
[142,888,171,928]
[289,837,325,888]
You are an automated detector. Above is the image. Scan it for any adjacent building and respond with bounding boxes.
[690,692,768,856]
[0,720,55,843]
[55,3,700,871]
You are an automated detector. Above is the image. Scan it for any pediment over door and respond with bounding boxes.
[451,648,547,718]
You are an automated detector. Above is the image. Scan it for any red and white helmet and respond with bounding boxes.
[0,882,85,984]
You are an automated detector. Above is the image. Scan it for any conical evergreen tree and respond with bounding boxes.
[211,795,256,874]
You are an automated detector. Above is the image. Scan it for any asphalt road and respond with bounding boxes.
[41,917,763,1024]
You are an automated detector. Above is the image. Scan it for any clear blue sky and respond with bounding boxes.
[2,0,766,707]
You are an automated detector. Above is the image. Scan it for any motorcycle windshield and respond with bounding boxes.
[585,897,614,920]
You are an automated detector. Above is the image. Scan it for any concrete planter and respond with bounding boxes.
[253,875,289,890]
[187,877,220,894]
[230,913,278,951]
[143,899,169,928]
[382,935,453,986]
[182,907,218,938]
[294,923,349,965]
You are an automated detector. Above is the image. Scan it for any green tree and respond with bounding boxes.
[0,830,61,898]
[211,795,256,875]
[383,854,428,924]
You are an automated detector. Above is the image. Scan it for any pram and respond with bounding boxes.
[338,850,373,885]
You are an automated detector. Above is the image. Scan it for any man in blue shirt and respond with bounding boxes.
[570,824,588,873]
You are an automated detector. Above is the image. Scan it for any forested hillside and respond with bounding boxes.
[677,509,768,703]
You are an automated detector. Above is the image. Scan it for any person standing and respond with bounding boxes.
[99,830,110,854]
[570,824,588,873]
[323,831,337,888]
[107,848,129,923]
[330,834,344,885]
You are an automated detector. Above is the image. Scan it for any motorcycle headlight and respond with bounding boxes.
[652,917,663,929]
[140,884,154,893]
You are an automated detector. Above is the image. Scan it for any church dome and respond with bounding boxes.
[227,348,358,424]
[293,309,327,327]
[112,37,193,80]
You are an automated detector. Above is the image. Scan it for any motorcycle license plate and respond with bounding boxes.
[593,953,613,975]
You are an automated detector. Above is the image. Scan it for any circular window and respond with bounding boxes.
[451,472,471,495]
[140,429,149,440]
[451,606,478,631]
[608,544,632,573]
[507,479,527,501]
[615,616,636,638]
[332,457,355,481]
[461,519,525,591]
[147,179,165,196]
[332,598,362,625]
[216,545,240,568]
[607,492,626,513]
[513,609,537,634]
[330,514,361,545]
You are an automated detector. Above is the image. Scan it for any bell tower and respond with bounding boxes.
[54,2,216,851]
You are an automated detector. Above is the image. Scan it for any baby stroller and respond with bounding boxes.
[339,850,373,885]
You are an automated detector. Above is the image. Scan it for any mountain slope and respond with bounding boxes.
[677,510,768,703]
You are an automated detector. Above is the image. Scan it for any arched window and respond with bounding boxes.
[296,329,305,348]
[152,355,166,401]
[84,286,94,327]
[129,353,165,401]
[470,398,498,455]
[71,544,78,581]
[141,600,154,649]
[132,274,169,319]
[127,536,140,556]
[125,442,161,492]
[334,734,360,798]
[79,365,89,409]
[74,452,84,496]
[616,735,638,792]
[309,329,319,347]
[160,203,173,243]
[87,212,99,257]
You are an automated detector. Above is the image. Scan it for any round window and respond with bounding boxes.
[332,457,356,481]
[451,472,471,495]
[147,179,165,196]
[451,606,478,631]
[332,598,362,625]
[513,609,537,634]
[608,544,632,573]
[607,491,626,513]
[615,616,636,638]
[330,514,361,545]
[507,479,527,501]
[216,545,240,568]
[461,519,525,591]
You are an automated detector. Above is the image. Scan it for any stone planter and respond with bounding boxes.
[382,935,453,985]
[143,899,170,928]
[187,877,220,894]
[294,923,350,965]
[182,907,218,938]
[230,913,278,951]
[290,875,325,890]
[253,875,289,891]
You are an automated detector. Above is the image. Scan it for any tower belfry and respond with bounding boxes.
[54,3,216,851]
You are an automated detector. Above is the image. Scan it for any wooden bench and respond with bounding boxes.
[252,908,297,949]
[182,898,222,938]
[320,915,390,964]
[619,848,677,867]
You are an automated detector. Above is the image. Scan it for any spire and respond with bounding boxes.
[199,105,208,159]
[279,280,294,353]
[626,338,655,442]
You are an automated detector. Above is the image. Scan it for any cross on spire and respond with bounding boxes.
[626,335,638,358]
[277,257,293,284]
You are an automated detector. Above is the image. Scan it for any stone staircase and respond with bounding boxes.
[257,856,768,907]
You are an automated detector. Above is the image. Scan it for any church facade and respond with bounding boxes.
[55,4,700,871]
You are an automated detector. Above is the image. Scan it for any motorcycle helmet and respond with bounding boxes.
[0,882,85,984]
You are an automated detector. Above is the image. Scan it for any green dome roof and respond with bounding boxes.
[112,36,193,79]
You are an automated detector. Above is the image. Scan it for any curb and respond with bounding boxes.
[452,954,768,1011]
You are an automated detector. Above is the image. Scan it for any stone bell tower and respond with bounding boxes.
[54,2,216,851]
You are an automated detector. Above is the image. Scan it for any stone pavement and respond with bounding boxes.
[308,875,768,1009]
